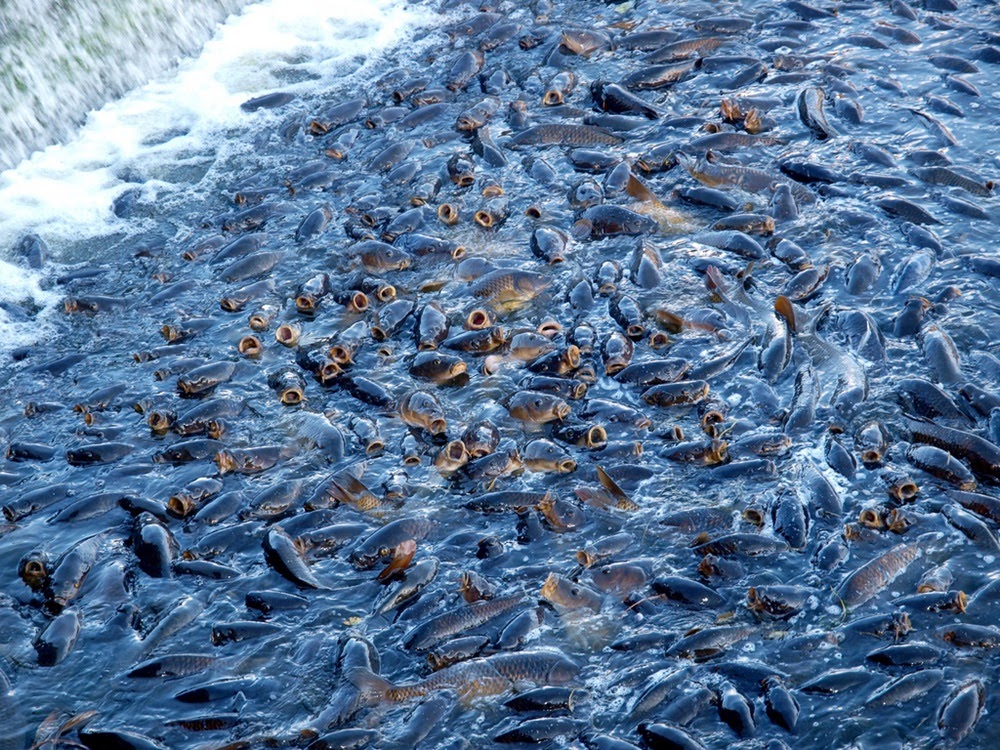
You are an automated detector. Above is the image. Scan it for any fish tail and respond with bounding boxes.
[316,685,365,728]
[571,218,594,239]
[775,296,833,336]
[704,265,731,303]
[775,295,796,333]
[346,667,396,699]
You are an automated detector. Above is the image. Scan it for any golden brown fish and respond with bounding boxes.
[348,650,578,702]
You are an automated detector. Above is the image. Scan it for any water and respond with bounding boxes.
[1,0,999,748]
[0,0,252,171]
[0,0,432,358]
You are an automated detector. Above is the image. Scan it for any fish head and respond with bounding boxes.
[363,244,411,271]
[515,273,551,295]
[540,573,601,611]
[349,544,388,570]
[510,392,569,422]
[18,550,49,590]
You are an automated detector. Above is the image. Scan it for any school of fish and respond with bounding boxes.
[1,0,999,748]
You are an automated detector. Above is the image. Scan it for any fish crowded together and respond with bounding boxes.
[1,0,999,747]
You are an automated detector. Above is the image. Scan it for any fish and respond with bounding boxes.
[35,609,81,666]
[681,153,815,204]
[523,439,577,473]
[470,270,551,311]
[127,654,216,678]
[349,518,434,569]
[510,124,622,147]
[65,442,133,466]
[938,681,985,743]
[356,240,413,272]
[530,226,570,264]
[559,28,611,57]
[508,391,570,423]
[913,166,993,196]
[797,86,838,139]
[906,445,976,490]
[540,573,602,613]
[542,71,576,106]
[625,722,696,750]
[575,205,658,238]
[646,36,724,63]
[591,81,660,118]
[176,361,236,397]
[837,542,922,608]
[905,417,1000,482]
[262,528,326,589]
[623,60,701,90]
[402,595,524,651]
[667,625,757,659]
[43,534,103,612]
[398,391,447,435]
[409,351,467,382]
[906,108,959,146]
[642,381,710,407]
[348,650,578,702]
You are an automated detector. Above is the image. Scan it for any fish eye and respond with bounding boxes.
[601,567,611,576]
[533,398,543,408]
[570,586,580,596]
[379,547,390,557]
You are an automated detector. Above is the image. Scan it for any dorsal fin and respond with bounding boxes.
[625,173,661,205]
[596,466,629,504]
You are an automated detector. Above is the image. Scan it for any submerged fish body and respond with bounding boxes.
[349,650,579,702]
[470,270,551,310]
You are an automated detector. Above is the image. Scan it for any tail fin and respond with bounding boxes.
[316,685,364,729]
[704,265,732,304]
[774,295,796,334]
[788,300,833,337]
[346,667,395,698]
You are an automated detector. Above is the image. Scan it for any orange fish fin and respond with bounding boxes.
[774,295,796,334]
[625,173,661,205]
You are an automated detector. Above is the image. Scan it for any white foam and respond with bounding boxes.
[0,0,433,356]
[0,261,60,351]
[0,0,252,170]
[0,0,431,247]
